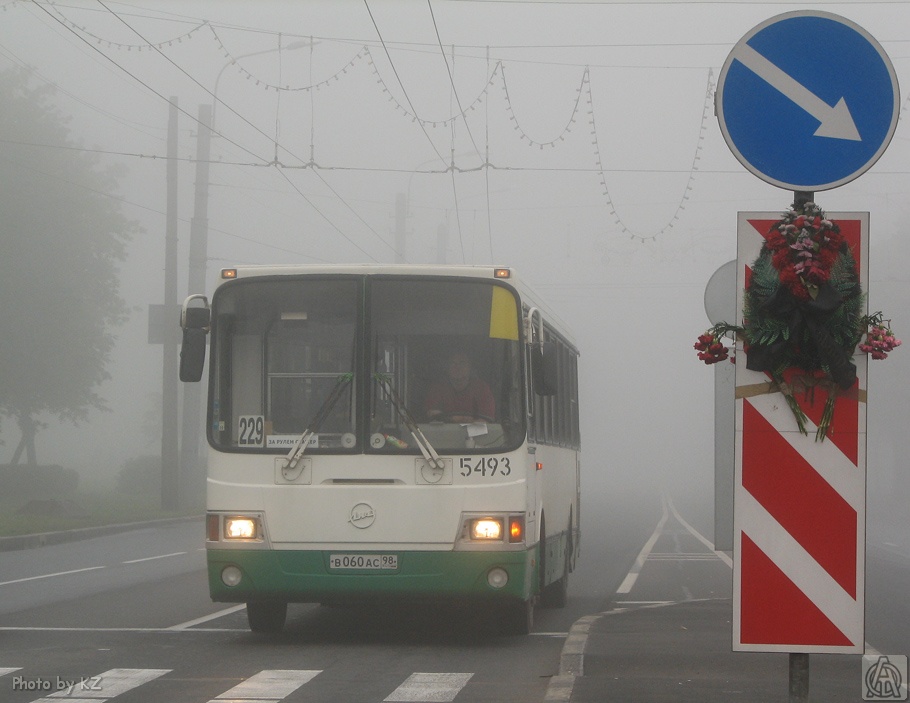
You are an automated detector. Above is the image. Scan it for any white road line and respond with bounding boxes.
[551,495,730,703]
[384,673,473,702]
[647,553,722,561]
[666,495,734,569]
[122,551,187,564]
[649,552,719,557]
[0,566,106,587]
[615,495,669,594]
[0,626,248,633]
[168,604,247,631]
[615,571,637,594]
[32,668,170,701]
[210,669,321,702]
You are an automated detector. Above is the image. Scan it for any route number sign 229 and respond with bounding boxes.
[238,415,264,446]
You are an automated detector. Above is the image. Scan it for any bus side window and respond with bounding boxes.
[532,342,558,397]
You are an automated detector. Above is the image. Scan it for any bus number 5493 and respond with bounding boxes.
[459,457,511,477]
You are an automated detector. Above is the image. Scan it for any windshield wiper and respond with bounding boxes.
[372,373,444,470]
[284,373,354,471]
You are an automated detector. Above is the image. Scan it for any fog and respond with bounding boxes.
[1,0,907,548]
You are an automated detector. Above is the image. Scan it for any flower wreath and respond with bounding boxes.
[695,201,900,440]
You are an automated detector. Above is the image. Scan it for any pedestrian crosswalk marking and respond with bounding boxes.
[209,669,321,702]
[384,672,473,702]
[3,666,479,702]
[29,668,170,701]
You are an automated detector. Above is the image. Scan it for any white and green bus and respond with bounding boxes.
[179,265,580,634]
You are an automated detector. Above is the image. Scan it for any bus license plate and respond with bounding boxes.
[329,554,398,570]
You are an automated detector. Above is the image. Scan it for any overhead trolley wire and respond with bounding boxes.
[428,0,483,263]
[96,0,312,167]
[41,1,397,261]
[310,169,408,262]
[362,0,448,168]
[275,166,379,263]
[31,1,271,165]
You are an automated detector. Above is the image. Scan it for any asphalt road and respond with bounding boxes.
[1,487,905,703]
[0,487,662,703]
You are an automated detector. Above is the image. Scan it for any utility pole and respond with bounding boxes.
[161,98,180,511]
[180,104,212,502]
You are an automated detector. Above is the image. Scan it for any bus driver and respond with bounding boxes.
[425,350,495,424]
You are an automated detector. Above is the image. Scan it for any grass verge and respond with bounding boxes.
[0,492,202,537]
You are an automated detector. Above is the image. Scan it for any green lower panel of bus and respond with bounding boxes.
[207,547,537,604]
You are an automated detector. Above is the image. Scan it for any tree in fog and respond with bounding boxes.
[0,68,139,466]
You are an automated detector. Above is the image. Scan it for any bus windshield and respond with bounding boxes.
[210,278,359,452]
[208,275,524,453]
[369,278,523,453]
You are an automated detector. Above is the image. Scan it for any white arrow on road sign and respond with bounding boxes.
[732,44,861,142]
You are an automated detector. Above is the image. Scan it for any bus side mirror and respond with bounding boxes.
[179,301,210,383]
[532,342,558,396]
[179,328,207,382]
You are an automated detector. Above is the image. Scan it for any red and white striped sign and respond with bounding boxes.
[733,212,868,653]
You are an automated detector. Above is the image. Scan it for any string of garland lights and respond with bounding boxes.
[588,67,715,242]
[209,24,369,93]
[21,1,722,243]
[47,0,207,50]
[367,47,501,130]
[44,2,368,93]
[499,62,586,149]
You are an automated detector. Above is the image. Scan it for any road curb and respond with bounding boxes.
[544,612,600,702]
[544,600,694,702]
[0,515,203,552]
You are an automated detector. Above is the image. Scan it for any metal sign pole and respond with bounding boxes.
[789,653,810,702]
[788,189,813,703]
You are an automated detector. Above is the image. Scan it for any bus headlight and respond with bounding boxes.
[470,518,503,540]
[224,517,259,540]
[458,513,526,549]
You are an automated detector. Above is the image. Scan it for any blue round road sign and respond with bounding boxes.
[717,11,899,191]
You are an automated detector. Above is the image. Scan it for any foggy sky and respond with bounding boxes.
[1,1,907,529]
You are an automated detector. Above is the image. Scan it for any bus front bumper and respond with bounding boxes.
[207,547,536,604]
